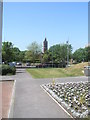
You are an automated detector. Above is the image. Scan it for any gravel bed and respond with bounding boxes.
[42,81,90,118]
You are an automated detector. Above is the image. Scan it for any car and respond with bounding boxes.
[66,64,71,67]
[12,62,16,66]
[17,62,22,66]
[36,64,47,68]
[8,62,15,67]
[26,62,30,66]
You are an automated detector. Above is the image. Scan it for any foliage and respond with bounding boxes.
[27,41,41,54]
[73,47,90,62]
[2,42,14,63]
[26,41,42,63]
[43,51,52,63]
[79,94,86,105]
[2,42,25,63]
[18,51,26,62]
[43,44,72,63]
[1,64,16,75]
[12,47,20,61]
[85,46,90,62]
[24,50,33,62]
[2,41,90,64]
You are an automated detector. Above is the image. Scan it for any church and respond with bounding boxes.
[43,38,48,53]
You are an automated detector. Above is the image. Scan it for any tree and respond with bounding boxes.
[84,46,90,62]
[73,48,86,62]
[2,41,26,63]
[12,47,20,61]
[24,50,33,63]
[43,51,52,63]
[49,44,72,63]
[26,41,42,64]
[2,42,14,63]
[19,51,26,62]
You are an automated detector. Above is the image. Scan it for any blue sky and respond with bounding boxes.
[3,2,88,52]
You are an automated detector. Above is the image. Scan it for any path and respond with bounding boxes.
[2,69,88,118]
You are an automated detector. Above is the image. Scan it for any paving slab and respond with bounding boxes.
[0,80,14,118]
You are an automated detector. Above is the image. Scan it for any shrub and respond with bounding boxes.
[0,64,16,75]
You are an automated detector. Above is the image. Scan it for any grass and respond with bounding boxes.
[27,62,88,78]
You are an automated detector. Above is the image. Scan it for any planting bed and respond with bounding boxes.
[42,81,89,118]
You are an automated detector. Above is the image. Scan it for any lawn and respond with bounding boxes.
[27,62,88,78]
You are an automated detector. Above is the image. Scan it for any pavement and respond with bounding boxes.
[2,69,88,118]
[1,81,14,118]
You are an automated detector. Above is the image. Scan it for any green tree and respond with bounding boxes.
[12,47,20,61]
[73,48,86,62]
[2,42,14,63]
[2,41,26,63]
[49,44,72,63]
[84,46,90,62]
[24,50,33,63]
[43,51,52,63]
[19,51,26,62]
[26,41,42,64]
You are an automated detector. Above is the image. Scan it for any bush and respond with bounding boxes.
[0,64,16,75]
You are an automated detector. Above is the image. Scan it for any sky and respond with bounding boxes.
[2,2,88,52]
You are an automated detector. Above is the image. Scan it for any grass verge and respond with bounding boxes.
[27,62,88,78]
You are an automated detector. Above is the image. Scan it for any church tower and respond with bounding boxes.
[43,38,48,53]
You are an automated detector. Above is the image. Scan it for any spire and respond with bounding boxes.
[43,37,48,53]
[45,37,47,41]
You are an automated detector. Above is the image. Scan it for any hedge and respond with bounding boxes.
[0,64,16,75]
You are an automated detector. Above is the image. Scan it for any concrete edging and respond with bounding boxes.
[8,80,16,118]
[40,85,74,119]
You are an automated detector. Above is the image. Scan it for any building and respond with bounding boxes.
[43,38,48,53]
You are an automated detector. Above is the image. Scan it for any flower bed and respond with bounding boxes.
[42,81,89,118]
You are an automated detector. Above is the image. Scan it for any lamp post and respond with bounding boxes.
[52,47,53,68]
[0,1,3,65]
[66,40,69,67]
